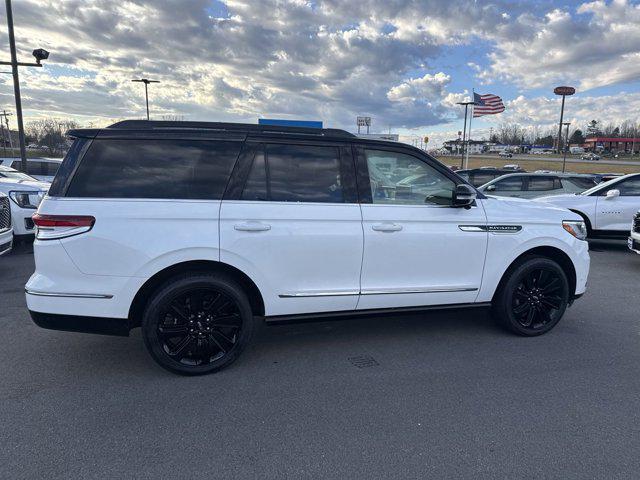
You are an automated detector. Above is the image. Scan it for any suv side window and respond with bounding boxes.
[528,176,560,191]
[493,176,523,191]
[364,149,455,206]
[242,144,344,203]
[26,161,44,176]
[472,172,496,186]
[241,147,268,201]
[66,139,241,199]
[618,177,640,196]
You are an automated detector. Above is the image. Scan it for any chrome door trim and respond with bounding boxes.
[279,290,359,298]
[360,287,478,295]
[279,287,477,298]
[25,289,114,299]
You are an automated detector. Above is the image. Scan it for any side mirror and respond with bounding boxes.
[453,184,477,207]
[605,189,620,199]
[485,184,496,192]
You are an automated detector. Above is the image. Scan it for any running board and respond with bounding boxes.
[263,302,492,325]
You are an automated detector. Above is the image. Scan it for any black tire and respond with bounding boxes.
[492,256,570,336]
[141,273,254,375]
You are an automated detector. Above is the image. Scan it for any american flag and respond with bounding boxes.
[473,92,505,117]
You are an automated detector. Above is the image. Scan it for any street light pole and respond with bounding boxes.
[132,78,160,120]
[5,0,27,171]
[561,122,571,173]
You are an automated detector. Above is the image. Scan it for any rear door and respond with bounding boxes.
[595,176,640,231]
[356,145,487,310]
[219,141,363,317]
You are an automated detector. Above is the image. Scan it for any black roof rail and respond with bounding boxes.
[107,120,356,138]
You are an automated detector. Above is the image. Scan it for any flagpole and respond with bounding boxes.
[465,90,475,169]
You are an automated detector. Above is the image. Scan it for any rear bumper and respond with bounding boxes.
[29,310,130,336]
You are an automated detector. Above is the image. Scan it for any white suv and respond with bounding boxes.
[0,166,49,238]
[0,191,13,255]
[27,121,590,375]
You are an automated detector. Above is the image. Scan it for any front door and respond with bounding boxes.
[220,142,363,317]
[356,147,488,310]
[595,176,640,231]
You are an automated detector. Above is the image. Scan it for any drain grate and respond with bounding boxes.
[348,355,379,368]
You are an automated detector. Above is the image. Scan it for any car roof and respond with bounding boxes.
[69,120,357,141]
[483,172,596,183]
[65,119,439,155]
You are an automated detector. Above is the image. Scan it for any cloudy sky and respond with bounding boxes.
[0,0,638,146]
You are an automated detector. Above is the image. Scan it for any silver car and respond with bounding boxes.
[479,173,598,199]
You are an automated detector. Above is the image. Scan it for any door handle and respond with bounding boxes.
[372,223,403,232]
[234,222,271,232]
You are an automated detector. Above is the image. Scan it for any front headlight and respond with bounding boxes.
[9,190,44,209]
[562,220,588,240]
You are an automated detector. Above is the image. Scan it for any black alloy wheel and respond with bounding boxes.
[158,288,242,365]
[511,267,565,331]
[493,256,570,336]
[142,273,253,375]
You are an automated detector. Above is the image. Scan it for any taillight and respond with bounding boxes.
[32,214,95,240]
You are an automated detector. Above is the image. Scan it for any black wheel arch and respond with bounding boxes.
[493,246,577,303]
[128,260,265,329]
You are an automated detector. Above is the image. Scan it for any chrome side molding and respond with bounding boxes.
[280,287,477,298]
[25,289,114,299]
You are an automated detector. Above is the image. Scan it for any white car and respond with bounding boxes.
[536,173,640,238]
[479,173,597,199]
[27,120,590,375]
[0,157,62,182]
[0,191,13,255]
[629,211,640,254]
[0,171,49,238]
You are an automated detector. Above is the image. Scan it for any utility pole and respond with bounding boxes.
[0,110,14,150]
[0,121,6,157]
[132,78,160,120]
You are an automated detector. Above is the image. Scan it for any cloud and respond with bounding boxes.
[479,0,640,91]
[0,0,634,134]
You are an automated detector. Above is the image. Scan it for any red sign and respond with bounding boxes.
[554,86,575,96]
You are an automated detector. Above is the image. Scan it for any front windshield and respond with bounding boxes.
[580,176,622,196]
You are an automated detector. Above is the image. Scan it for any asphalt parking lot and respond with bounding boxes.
[1,240,640,479]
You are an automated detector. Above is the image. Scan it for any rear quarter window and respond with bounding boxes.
[65,139,241,200]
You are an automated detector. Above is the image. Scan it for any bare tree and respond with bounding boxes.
[25,118,79,155]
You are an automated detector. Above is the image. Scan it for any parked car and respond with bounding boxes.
[629,210,640,254]
[0,157,62,182]
[27,120,590,375]
[536,173,640,238]
[498,151,513,158]
[503,164,520,170]
[455,167,525,187]
[0,173,49,238]
[581,153,600,161]
[479,173,598,199]
[0,191,13,256]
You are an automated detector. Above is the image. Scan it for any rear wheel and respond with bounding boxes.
[142,273,254,375]
[492,257,570,336]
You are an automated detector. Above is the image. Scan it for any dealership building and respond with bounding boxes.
[584,137,640,153]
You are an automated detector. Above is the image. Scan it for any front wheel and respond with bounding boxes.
[142,273,254,375]
[492,257,570,336]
